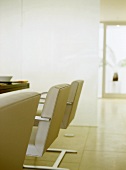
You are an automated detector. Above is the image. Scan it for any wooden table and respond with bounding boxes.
[0,82,30,94]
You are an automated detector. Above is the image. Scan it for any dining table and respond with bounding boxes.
[0,82,30,94]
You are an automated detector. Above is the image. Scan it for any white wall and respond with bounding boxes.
[0,0,100,126]
[0,0,22,79]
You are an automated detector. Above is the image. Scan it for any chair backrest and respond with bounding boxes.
[0,92,40,170]
[26,84,70,157]
[61,80,84,129]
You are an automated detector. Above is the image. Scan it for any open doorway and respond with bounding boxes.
[98,22,126,98]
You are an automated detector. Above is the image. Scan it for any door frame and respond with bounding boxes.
[101,21,126,98]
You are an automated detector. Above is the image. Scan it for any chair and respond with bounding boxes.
[0,92,40,170]
[46,80,84,168]
[61,80,84,129]
[26,80,84,169]
[23,84,70,170]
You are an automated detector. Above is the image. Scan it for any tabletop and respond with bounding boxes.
[0,82,30,94]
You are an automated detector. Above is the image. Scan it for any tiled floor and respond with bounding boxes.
[24,98,126,170]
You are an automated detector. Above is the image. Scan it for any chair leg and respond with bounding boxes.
[23,148,77,170]
[23,165,68,170]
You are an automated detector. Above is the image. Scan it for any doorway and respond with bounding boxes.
[98,22,126,98]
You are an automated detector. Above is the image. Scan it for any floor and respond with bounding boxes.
[24,98,126,170]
